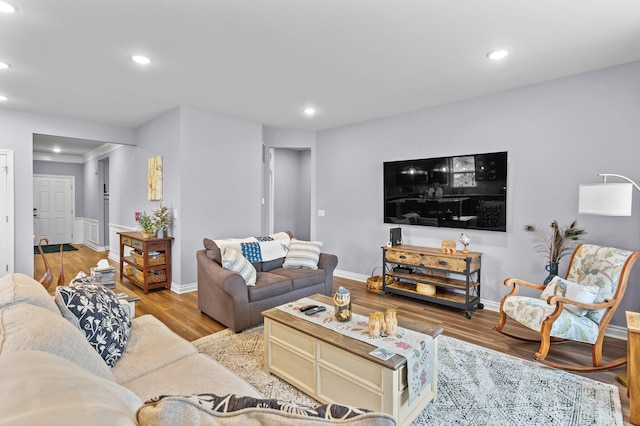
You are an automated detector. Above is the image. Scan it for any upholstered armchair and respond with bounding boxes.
[494,243,640,371]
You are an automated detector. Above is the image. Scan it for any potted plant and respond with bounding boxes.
[524,220,587,284]
[138,212,155,239]
[151,204,171,238]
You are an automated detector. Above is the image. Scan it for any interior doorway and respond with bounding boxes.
[98,158,110,247]
[33,175,75,245]
[270,148,311,240]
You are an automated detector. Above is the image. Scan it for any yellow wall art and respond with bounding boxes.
[148,156,163,200]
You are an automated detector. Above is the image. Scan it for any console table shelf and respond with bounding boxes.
[382,244,482,318]
[118,231,173,294]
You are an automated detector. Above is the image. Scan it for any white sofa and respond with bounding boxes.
[0,273,395,425]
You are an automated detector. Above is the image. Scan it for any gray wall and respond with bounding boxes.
[0,108,136,275]
[315,61,640,327]
[5,61,640,330]
[179,107,262,285]
[33,160,85,217]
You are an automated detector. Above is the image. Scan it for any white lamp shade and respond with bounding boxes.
[578,183,633,216]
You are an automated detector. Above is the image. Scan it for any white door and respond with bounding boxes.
[33,175,74,245]
[0,151,13,274]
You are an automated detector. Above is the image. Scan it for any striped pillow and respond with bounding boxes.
[283,239,323,269]
[221,247,257,286]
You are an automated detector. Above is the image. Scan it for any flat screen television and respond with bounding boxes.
[384,151,507,231]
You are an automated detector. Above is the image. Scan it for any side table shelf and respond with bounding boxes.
[381,244,482,318]
[118,231,173,294]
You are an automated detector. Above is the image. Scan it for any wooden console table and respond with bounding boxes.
[118,231,173,294]
[382,244,482,318]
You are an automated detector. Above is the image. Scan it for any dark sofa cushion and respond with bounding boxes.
[269,268,325,291]
[247,273,293,302]
[261,257,285,272]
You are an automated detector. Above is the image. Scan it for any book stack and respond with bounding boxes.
[91,266,116,288]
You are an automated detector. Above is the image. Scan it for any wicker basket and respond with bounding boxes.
[131,250,166,267]
[134,268,167,283]
[366,267,395,294]
[416,283,436,296]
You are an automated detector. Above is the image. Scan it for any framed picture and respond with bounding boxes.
[148,156,163,200]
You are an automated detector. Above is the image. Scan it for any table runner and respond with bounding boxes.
[276,297,434,404]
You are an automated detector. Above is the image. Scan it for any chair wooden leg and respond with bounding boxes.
[494,310,507,332]
[592,339,604,367]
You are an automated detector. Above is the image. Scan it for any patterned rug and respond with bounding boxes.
[193,326,623,426]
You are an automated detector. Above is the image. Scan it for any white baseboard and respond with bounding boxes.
[172,282,197,294]
[334,269,627,341]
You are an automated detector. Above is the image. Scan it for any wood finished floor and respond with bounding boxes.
[34,244,631,423]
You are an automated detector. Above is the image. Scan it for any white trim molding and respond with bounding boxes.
[82,218,103,251]
[107,223,136,263]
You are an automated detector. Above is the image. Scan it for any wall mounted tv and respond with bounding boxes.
[384,151,507,232]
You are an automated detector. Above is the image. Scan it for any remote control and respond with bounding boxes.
[305,306,327,316]
[300,304,318,312]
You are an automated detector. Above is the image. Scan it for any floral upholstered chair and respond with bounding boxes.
[494,244,640,371]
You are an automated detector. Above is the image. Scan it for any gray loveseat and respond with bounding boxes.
[197,233,338,332]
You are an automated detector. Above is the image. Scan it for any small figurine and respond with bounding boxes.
[441,240,456,254]
[459,233,471,254]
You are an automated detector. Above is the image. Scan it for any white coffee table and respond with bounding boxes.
[262,294,442,426]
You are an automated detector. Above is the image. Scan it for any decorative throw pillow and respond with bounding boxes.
[55,285,132,367]
[138,394,394,426]
[540,276,599,316]
[0,304,115,381]
[283,239,323,269]
[221,247,257,286]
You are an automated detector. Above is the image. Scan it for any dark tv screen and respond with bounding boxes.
[384,151,507,231]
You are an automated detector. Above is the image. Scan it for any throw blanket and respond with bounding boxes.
[214,232,290,263]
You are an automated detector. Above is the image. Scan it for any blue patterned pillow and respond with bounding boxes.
[55,285,132,367]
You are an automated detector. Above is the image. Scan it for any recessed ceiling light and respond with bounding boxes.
[0,62,10,69]
[130,54,152,65]
[52,147,61,153]
[487,50,509,60]
[303,107,316,116]
[0,95,8,101]
[0,1,17,13]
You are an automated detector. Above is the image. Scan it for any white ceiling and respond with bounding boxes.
[32,134,108,156]
[2,0,640,134]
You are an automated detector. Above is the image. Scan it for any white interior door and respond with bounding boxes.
[33,175,74,245]
[0,151,13,273]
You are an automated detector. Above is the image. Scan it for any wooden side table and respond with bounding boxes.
[627,311,640,425]
[118,231,173,294]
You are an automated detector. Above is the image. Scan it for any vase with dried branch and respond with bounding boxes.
[524,220,587,285]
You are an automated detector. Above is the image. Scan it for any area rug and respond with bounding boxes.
[193,326,623,426]
[33,243,78,254]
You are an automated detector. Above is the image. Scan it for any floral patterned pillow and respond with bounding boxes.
[55,285,132,367]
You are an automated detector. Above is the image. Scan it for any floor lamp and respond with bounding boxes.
[578,173,640,386]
